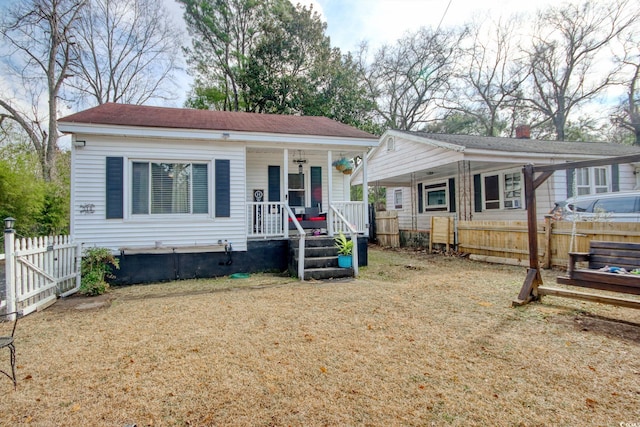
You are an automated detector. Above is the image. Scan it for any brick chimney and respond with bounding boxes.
[515,125,531,139]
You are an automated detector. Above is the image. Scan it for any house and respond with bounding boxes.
[58,103,378,284]
[352,128,640,231]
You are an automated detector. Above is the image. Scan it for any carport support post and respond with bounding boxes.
[4,219,16,320]
[513,164,542,306]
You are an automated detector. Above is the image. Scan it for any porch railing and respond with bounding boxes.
[247,201,368,240]
[329,205,358,277]
[246,202,288,238]
[284,205,306,280]
[329,202,367,235]
[246,202,306,279]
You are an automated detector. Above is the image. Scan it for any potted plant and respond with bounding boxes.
[334,231,354,268]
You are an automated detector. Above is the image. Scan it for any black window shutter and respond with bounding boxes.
[448,178,456,213]
[612,164,619,192]
[473,174,482,212]
[566,168,575,198]
[417,183,423,213]
[268,165,280,202]
[311,167,322,209]
[106,157,124,219]
[215,159,231,217]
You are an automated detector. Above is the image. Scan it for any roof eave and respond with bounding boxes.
[58,122,378,147]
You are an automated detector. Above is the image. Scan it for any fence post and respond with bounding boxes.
[4,218,16,320]
[543,215,553,269]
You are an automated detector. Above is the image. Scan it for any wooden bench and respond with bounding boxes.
[537,241,640,309]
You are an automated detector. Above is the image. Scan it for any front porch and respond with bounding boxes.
[245,147,371,280]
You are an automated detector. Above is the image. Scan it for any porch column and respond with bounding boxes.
[284,149,289,238]
[362,150,369,236]
[327,150,333,236]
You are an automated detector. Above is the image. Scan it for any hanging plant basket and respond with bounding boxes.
[334,157,351,172]
[343,168,353,175]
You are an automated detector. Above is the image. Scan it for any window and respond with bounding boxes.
[575,167,591,196]
[594,196,639,214]
[132,162,208,215]
[484,175,500,210]
[386,136,395,152]
[594,167,608,193]
[288,173,305,207]
[574,167,609,196]
[503,172,522,209]
[394,189,403,209]
[481,170,523,210]
[424,182,447,211]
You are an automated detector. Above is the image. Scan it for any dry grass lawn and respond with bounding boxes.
[1,246,640,426]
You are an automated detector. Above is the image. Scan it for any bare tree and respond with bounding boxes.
[611,26,640,145]
[522,0,638,141]
[67,0,182,106]
[361,27,464,131]
[0,0,84,181]
[449,16,528,137]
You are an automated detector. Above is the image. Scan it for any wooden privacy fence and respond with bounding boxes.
[375,211,399,247]
[434,217,640,268]
[422,217,640,268]
[3,231,81,317]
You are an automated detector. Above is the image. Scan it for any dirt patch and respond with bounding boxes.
[51,292,115,311]
[1,246,639,426]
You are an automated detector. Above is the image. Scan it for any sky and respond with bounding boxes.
[291,0,558,53]
[162,0,560,104]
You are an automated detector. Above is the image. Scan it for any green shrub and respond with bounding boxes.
[80,247,120,296]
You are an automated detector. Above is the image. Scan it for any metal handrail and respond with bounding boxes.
[284,205,306,280]
[330,205,358,277]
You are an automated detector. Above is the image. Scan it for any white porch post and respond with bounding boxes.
[4,219,16,319]
[327,150,333,236]
[362,150,369,237]
[284,149,289,238]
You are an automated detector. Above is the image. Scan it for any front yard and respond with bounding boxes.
[1,246,639,426]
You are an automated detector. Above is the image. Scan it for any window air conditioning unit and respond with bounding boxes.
[505,199,521,209]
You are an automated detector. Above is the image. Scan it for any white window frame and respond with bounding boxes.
[574,166,610,196]
[386,136,395,152]
[503,171,522,209]
[481,169,523,211]
[423,182,448,211]
[130,160,210,217]
[394,189,403,209]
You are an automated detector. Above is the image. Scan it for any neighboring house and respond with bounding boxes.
[58,103,378,284]
[352,128,640,231]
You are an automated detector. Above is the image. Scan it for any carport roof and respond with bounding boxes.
[398,131,640,156]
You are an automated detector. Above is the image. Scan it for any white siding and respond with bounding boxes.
[367,137,463,182]
[72,135,247,252]
[245,150,349,211]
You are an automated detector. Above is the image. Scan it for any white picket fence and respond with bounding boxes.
[3,232,81,317]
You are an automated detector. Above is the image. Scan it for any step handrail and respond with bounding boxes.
[329,205,358,277]
[285,205,306,280]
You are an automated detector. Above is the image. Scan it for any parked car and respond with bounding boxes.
[550,191,640,222]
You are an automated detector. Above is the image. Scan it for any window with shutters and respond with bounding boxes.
[131,162,208,215]
[424,182,448,211]
[574,167,610,196]
[480,169,523,210]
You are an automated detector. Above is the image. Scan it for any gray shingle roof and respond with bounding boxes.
[400,131,640,156]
